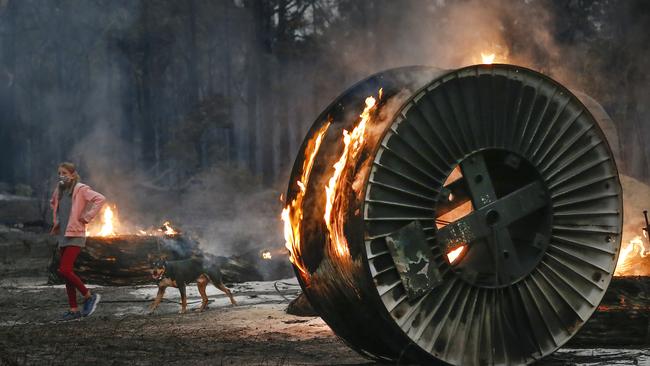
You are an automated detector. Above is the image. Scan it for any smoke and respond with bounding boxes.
[21,0,650,263]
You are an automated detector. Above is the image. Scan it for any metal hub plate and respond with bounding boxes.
[437,149,552,288]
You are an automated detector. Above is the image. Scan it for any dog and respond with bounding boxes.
[149,255,237,314]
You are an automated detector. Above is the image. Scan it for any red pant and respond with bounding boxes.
[57,246,88,308]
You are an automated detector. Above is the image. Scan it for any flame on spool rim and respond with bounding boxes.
[324,90,381,258]
[281,122,330,277]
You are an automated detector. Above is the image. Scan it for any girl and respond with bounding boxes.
[50,162,106,320]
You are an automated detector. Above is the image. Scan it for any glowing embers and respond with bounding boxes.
[282,122,330,276]
[446,245,466,264]
[324,92,380,258]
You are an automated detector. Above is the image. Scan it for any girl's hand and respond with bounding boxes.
[49,224,60,235]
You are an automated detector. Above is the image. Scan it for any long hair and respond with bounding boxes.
[58,162,81,197]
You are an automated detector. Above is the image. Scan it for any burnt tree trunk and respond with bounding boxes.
[0,0,17,186]
[275,0,291,180]
[186,0,200,106]
[222,0,236,164]
[245,0,262,174]
[139,1,157,171]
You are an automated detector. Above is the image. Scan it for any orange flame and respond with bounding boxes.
[87,203,181,237]
[281,122,330,276]
[481,52,495,64]
[160,221,178,236]
[615,235,648,275]
[97,206,117,236]
[447,245,465,264]
[324,92,380,257]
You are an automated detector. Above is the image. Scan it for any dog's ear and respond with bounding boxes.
[160,254,168,261]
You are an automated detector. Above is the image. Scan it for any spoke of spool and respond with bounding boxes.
[551,234,616,255]
[528,96,573,162]
[368,179,437,203]
[506,74,527,148]
[407,100,457,159]
[522,89,564,158]
[450,288,480,361]
[543,139,604,181]
[539,124,594,173]
[439,80,474,151]
[552,191,618,209]
[533,109,583,166]
[373,161,438,193]
[543,253,606,291]
[387,127,448,175]
[450,73,480,150]
[550,174,616,199]
[380,141,444,183]
[517,85,557,154]
[539,261,597,308]
[421,90,465,157]
[547,155,611,190]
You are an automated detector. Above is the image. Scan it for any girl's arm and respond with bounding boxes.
[49,188,60,234]
[49,188,58,210]
[80,186,106,224]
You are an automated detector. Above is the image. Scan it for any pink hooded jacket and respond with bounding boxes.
[50,183,106,237]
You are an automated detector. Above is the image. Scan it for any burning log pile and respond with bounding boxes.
[48,234,201,286]
[48,206,264,285]
[282,64,625,365]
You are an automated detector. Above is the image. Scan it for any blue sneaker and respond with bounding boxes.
[61,310,82,321]
[82,293,101,317]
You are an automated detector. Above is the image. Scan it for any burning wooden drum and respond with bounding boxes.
[283,64,623,365]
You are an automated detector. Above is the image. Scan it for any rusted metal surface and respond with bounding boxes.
[385,221,442,298]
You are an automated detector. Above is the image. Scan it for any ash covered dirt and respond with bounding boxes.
[1,279,649,366]
[0,228,649,365]
[0,278,368,366]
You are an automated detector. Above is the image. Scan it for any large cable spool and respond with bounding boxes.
[283,64,623,365]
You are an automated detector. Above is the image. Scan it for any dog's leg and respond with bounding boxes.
[215,282,237,306]
[197,275,209,312]
[149,285,167,314]
[178,283,187,314]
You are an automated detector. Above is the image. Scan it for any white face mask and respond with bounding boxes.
[58,175,71,186]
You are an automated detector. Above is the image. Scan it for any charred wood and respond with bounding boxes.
[570,276,650,346]
[47,235,263,286]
